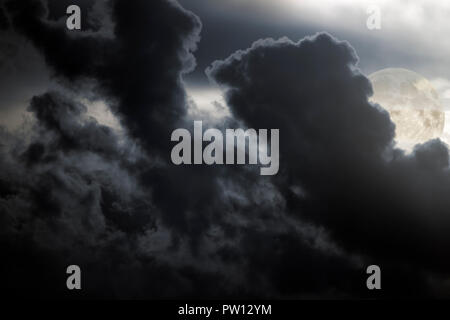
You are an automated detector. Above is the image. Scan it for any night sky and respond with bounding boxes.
[1,0,450,299]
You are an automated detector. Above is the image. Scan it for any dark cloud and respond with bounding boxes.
[27,92,121,158]
[5,0,200,153]
[179,0,319,86]
[1,0,450,299]
[208,32,450,297]
[0,0,218,298]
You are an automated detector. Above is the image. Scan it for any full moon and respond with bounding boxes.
[368,68,445,151]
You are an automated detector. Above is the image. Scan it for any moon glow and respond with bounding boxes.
[368,68,445,151]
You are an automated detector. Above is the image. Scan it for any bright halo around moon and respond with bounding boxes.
[368,68,445,151]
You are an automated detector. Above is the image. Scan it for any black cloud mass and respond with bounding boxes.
[1,0,450,299]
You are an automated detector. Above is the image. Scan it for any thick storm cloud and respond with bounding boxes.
[4,0,200,153]
[1,0,450,299]
[208,33,450,296]
[2,0,231,245]
[0,0,219,298]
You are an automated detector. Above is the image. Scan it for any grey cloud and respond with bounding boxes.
[208,32,450,297]
[2,0,449,299]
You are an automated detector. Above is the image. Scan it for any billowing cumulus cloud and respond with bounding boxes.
[208,33,450,296]
[1,0,450,299]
